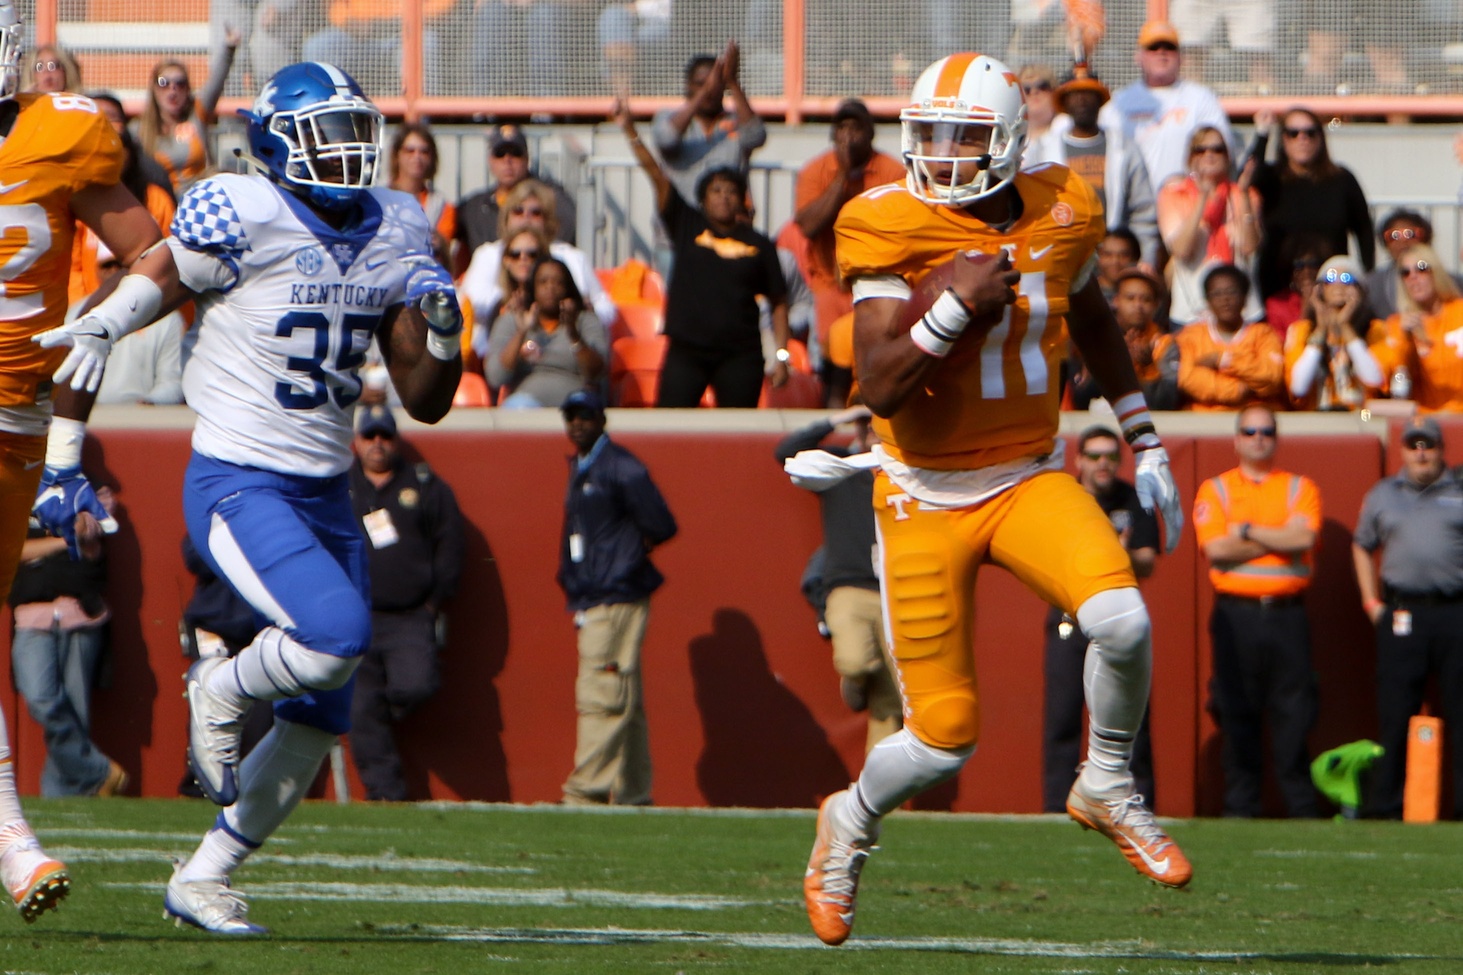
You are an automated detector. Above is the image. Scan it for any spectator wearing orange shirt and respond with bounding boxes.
[792,99,904,386]
[1069,268,1177,410]
[1193,405,1322,818]
[1371,244,1463,414]
[388,122,455,269]
[1175,264,1284,410]
[1283,256,1385,411]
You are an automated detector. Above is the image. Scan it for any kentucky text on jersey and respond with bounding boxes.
[289,283,390,308]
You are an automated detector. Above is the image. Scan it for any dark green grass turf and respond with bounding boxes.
[1,798,1460,974]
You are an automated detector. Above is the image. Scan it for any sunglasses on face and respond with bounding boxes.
[1192,144,1227,156]
[1401,261,1432,278]
[1321,269,1358,285]
[511,205,544,217]
[1082,450,1120,462]
[1403,439,1437,450]
[1145,42,1178,52]
[505,248,539,260]
[360,431,395,442]
[1022,81,1052,95]
[492,145,526,159]
[156,74,189,89]
[1239,426,1277,438]
[1283,127,1319,139]
[1387,228,1421,242]
[34,60,61,73]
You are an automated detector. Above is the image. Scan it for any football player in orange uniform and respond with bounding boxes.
[0,0,164,922]
[801,53,1190,947]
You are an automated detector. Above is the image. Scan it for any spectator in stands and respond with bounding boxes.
[136,42,239,194]
[599,0,672,94]
[1263,233,1331,342]
[1102,19,1233,195]
[389,122,455,268]
[9,484,127,798]
[303,0,451,93]
[467,226,550,372]
[1373,243,1463,413]
[1095,228,1142,307]
[615,96,788,408]
[456,124,578,267]
[1019,62,1062,165]
[1169,0,1274,93]
[1300,3,1412,95]
[776,404,901,753]
[1251,108,1375,304]
[1283,256,1385,411]
[89,241,184,406]
[348,405,464,802]
[1068,268,1177,411]
[557,389,677,806]
[792,99,904,387]
[460,180,615,345]
[475,0,588,96]
[1040,425,1158,812]
[24,44,80,93]
[1041,63,1160,270]
[651,42,767,207]
[1193,405,1323,819]
[1176,264,1284,410]
[1366,210,1457,320]
[486,256,608,409]
[250,0,317,84]
[1351,415,1463,821]
[1156,126,1262,326]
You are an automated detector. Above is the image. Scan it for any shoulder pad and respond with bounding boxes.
[173,178,252,252]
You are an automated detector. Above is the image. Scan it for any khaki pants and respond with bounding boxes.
[562,599,652,805]
[824,586,903,752]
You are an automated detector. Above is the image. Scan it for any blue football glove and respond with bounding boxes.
[32,466,119,558]
[402,256,463,338]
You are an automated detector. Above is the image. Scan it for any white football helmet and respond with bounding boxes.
[0,1,22,104]
[901,53,1027,206]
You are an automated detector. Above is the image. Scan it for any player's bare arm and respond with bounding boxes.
[854,250,1018,416]
[1066,275,1144,402]
[72,182,162,267]
[380,302,460,424]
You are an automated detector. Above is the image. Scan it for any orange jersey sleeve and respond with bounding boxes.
[0,93,125,407]
[1192,475,1229,549]
[835,166,1106,470]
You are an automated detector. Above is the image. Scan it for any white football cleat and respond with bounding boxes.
[0,821,69,922]
[163,860,267,935]
[185,656,249,806]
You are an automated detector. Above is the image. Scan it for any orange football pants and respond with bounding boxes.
[0,430,47,602]
[874,469,1137,750]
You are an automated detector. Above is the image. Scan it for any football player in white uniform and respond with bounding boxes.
[37,62,463,935]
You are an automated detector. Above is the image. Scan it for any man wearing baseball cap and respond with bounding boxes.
[557,389,677,805]
[1101,20,1234,195]
[1353,416,1463,818]
[455,123,577,263]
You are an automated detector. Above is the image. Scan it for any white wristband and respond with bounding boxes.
[426,330,461,362]
[93,273,165,340]
[46,415,86,470]
[1112,391,1159,449]
[908,289,973,358]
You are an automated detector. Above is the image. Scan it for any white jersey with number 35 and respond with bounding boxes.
[169,174,432,477]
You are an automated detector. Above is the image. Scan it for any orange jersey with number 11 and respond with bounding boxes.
[836,164,1105,471]
[0,92,125,408]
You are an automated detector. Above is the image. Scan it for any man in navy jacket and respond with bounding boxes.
[557,389,677,805]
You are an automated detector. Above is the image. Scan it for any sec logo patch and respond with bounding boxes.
[1050,202,1074,226]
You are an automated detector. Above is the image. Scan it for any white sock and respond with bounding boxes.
[0,709,27,828]
[1076,588,1152,791]
[845,729,972,836]
[178,815,256,883]
[213,626,358,702]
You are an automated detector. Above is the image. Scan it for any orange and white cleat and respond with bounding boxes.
[1067,774,1192,888]
[0,822,70,922]
[803,791,878,946]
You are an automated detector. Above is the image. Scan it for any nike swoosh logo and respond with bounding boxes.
[1131,841,1170,875]
[365,259,389,271]
[0,178,29,194]
[1029,244,1054,261]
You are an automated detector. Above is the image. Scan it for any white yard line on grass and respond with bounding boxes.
[58,848,534,874]
[105,881,763,910]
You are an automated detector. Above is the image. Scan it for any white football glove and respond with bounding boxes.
[1133,439,1183,554]
[34,314,122,393]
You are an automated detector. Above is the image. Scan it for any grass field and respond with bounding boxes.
[0,798,1459,975]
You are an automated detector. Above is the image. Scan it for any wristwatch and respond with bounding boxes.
[1239,522,1252,541]
[774,348,791,364]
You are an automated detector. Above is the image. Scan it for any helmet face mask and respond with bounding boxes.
[901,53,1027,207]
[243,62,381,212]
[0,1,24,104]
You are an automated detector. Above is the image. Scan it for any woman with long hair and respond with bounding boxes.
[1252,107,1374,301]
[485,256,607,409]
[1155,125,1262,326]
[24,44,80,93]
[388,122,455,268]
[136,38,237,193]
[1283,256,1385,410]
[1373,243,1463,412]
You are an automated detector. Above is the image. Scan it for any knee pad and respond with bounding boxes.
[1076,587,1151,665]
[259,627,361,692]
[909,690,980,751]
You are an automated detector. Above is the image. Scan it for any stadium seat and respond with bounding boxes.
[616,302,664,340]
[453,372,492,407]
[760,369,825,409]
[610,335,667,407]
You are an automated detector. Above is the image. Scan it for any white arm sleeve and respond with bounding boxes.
[851,274,913,303]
